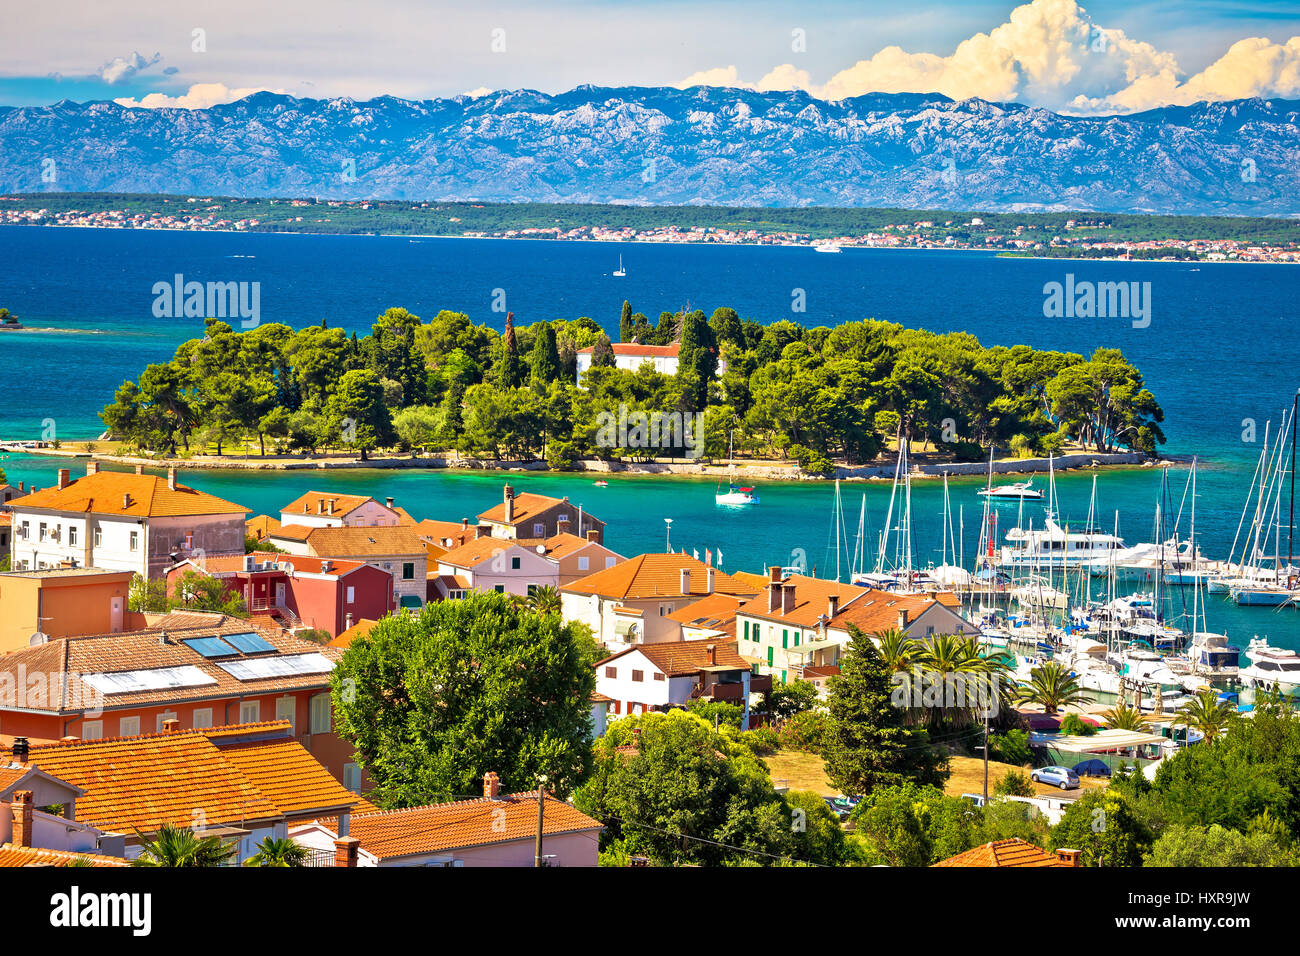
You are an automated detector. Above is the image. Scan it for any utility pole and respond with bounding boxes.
[982,708,990,804]
[534,774,547,868]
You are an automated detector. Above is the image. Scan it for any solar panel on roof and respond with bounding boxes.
[216,653,334,682]
[82,665,218,695]
[182,636,238,658]
[222,631,276,654]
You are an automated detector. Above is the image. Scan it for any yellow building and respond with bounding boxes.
[0,568,134,654]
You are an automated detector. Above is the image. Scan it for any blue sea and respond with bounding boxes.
[1,224,1298,647]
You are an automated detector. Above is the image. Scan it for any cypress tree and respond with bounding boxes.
[529,322,561,387]
[496,311,525,389]
[619,300,633,343]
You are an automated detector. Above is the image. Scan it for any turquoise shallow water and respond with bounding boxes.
[0,225,1297,647]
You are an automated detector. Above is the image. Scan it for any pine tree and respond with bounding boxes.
[591,333,616,368]
[824,625,948,795]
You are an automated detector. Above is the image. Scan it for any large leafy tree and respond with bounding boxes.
[1049,790,1154,867]
[823,626,948,796]
[330,592,596,805]
[326,368,395,460]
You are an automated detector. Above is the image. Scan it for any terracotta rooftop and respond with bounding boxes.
[735,574,870,628]
[245,514,281,539]
[412,519,479,549]
[933,839,1070,868]
[329,618,379,648]
[0,615,340,714]
[597,638,750,677]
[24,721,362,837]
[437,536,536,570]
[11,471,248,519]
[0,844,128,867]
[297,525,425,557]
[281,491,377,518]
[181,551,367,578]
[515,532,614,561]
[346,793,601,861]
[478,490,589,527]
[563,553,756,600]
[576,342,681,357]
[666,593,745,638]
[830,589,974,635]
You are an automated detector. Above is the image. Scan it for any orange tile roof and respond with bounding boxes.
[479,491,599,527]
[666,593,745,637]
[329,618,378,648]
[27,722,362,836]
[301,525,425,558]
[730,571,772,591]
[598,638,750,677]
[933,839,1068,868]
[245,514,281,539]
[214,736,358,817]
[563,553,756,600]
[281,491,376,518]
[0,843,127,867]
[271,523,315,541]
[437,536,541,570]
[735,574,869,628]
[347,793,601,860]
[0,616,340,713]
[576,342,680,357]
[413,519,478,549]
[191,551,366,578]
[11,471,248,518]
[517,532,618,561]
[830,589,971,635]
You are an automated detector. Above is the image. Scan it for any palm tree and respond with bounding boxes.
[243,835,310,867]
[1177,688,1235,741]
[872,628,920,675]
[131,823,237,867]
[1014,661,1092,715]
[913,634,994,729]
[1100,701,1151,732]
[527,585,562,615]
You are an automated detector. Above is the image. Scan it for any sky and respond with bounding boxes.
[4,0,1300,113]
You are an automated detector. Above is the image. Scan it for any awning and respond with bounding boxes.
[614,620,640,638]
[1047,728,1166,753]
[399,595,423,608]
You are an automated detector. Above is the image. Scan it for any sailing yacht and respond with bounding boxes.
[612,255,626,277]
[978,479,1044,500]
[715,431,758,505]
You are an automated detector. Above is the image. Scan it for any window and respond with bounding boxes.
[68,526,77,547]
[19,521,29,540]
[346,586,355,604]
[192,708,213,729]
[494,584,505,594]
[654,673,665,682]
[527,583,540,598]
[511,556,521,570]
[605,557,616,569]
[343,763,362,794]
[276,696,296,733]
[558,513,569,523]
[119,716,140,737]
[184,533,193,550]
[129,531,139,551]
[533,523,545,536]
[82,720,103,740]
[604,666,617,678]
[310,693,332,734]
[240,700,260,723]
[782,629,788,648]
[632,670,644,682]
[155,710,178,732]
[743,621,750,640]
[403,562,415,580]
[39,522,47,542]
[93,526,102,547]
[577,556,589,571]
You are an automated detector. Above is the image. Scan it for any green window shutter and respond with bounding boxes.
[767,647,773,666]
[782,629,788,648]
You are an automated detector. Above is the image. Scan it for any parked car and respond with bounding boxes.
[1030,766,1080,790]
[823,796,854,820]
[959,793,987,807]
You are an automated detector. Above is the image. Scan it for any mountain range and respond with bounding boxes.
[2,86,1298,216]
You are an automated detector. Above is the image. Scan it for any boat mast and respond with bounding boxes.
[1291,388,1298,574]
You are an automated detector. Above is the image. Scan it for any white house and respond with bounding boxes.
[8,463,248,579]
[278,491,402,530]
[594,639,761,728]
[574,342,681,383]
[436,537,560,598]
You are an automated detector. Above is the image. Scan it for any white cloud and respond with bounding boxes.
[113,82,283,110]
[97,51,162,85]
[678,0,1300,114]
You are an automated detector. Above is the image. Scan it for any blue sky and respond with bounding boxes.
[4,0,1300,112]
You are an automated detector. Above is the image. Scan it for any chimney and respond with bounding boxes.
[706,567,715,594]
[706,643,716,666]
[158,630,171,645]
[386,497,394,509]
[10,791,33,848]
[680,568,691,594]
[327,498,336,515]
[828,594,840,618]
[334,836,360,868]
[161,718,180,733]
[317,500,324,514]
[167,466,177,491]
[483,771,500,799]
[345,612,354,630]
[86,460,99,476]
[476,523,491,539]
[460,518,469,529]
[17,481,23,493]
[321,559,333,573]
[769,582,783,613]
[303,502,309,513]
[557,517,571,536]
[782,583,796,614]
[57,468,70,489]
[586,529,600,544]
[134,464,143,475]
[122,493,130,509]
[503,485,514,522]
[768,565,781,583]
[11,737,29,763]
[897,609,909,629]
[1056,848,1082,867]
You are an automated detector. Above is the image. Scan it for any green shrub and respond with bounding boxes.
[546,441,578,471]
[1060,713,1098,737]
[686,699,744,728]
[736,727,780,756]
[989,729,1033,765]
[788,444,834,476]
[778,710,831,755]
[994,769,1035,797]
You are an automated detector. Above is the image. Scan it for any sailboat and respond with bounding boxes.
[612,255,626,277]
[716,431,758,505]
